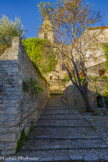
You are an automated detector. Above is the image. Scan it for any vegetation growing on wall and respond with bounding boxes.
[102,45,108,107]
[62,74,70,83]
[89,75,108,108]
[16,121,34,153]
[16,129,28,153]
[0,15,24,55]
[23,78,43,95]
[27,78,43,95]
[22,37,58,74]
[103,45,108,70]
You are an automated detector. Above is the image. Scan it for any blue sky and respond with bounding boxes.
[0,0,108,38]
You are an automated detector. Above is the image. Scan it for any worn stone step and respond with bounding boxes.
[41,114,80,120]
[30,127,100,139]
[21,139,107,151]
[17,149,108,160]
[46,108,69,110]
[36,119,90,127]
[43,109,72,115]
[30,137,102,140]
[34,126,91,129]
[40,118,81,120]
[46,106,68,109]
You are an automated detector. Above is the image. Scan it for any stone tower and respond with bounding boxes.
[39,16,55,44]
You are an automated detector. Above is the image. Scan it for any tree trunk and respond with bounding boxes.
[82,92,93,112]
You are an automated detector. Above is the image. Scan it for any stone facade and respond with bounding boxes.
[39,16,55,44]
[39,18,108,94]
[45,66,67,94]
[0,37,50,155]
[63,65,107,110]
[63,27,108,109]
[39,16,68,93]
[63,82,97,109]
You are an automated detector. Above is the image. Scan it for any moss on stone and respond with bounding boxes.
[16,129,28,153]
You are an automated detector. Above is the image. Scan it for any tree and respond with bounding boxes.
[0,15,24,55]
[22,37,58,74]
[38,0,102,112]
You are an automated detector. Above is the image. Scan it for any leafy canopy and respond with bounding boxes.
[0,15,24,55]
[22,37,58,74]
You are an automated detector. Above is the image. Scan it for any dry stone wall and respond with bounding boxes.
[63,83,97,109]
[63,76,106,110]
[0,37,50,155]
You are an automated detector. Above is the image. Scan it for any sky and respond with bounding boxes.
[0,0,108,38]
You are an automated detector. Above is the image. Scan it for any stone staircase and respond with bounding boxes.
[17,95,108,162]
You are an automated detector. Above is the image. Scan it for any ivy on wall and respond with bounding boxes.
[103,45,108,70]
[23,78,43,95]
[22,37,58,74]
[102,45,108,107]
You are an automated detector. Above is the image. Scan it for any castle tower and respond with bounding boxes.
[39,16,55,44]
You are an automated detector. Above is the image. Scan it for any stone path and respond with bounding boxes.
[15,95,108,161]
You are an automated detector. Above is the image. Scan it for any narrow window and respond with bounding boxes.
[50,76,53,80]
[99,69,105,76]
[58,76,60,79]
[62,64,65,71]
[44,33,48,39]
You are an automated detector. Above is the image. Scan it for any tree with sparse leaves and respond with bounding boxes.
[38,0,102,112]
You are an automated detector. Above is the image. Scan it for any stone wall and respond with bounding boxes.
[63,72,107,110]
[0,37,50,155]
[45,70,67,93]
[63,84,98,110]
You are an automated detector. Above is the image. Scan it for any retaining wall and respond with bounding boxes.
[0,37,50,155]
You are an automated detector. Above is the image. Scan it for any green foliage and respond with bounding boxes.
[32,62,48,84]
[89,74,108,108]
[22,37,58,74]
[103,83,108,97]
[62,74,70,83]
[29,121,34,133]
[27,78,43,95]
[16,129,28,153]
[103,45,108,70]
[51,93,63,95]
[16,121,35,153]
[0,15,24,55]
[76,76,86,86]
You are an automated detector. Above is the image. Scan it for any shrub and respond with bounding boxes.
[22,37,58,74]
[0,15,24,55]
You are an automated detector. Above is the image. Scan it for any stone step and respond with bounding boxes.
[41,114,81,120]
[30,137,102,140]
[21,139,107,151]
[43,109,72,115]
[34,126,91,128]
[46,106,68,109]
[17,149,108,161]
[40,118,81,120]
[36,119,90,127]
[30,127,100,139]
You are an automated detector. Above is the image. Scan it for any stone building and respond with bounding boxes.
[63,27,108,109]
[39,16,108,108]
[39,16,55,44]
[39,16,67,93]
